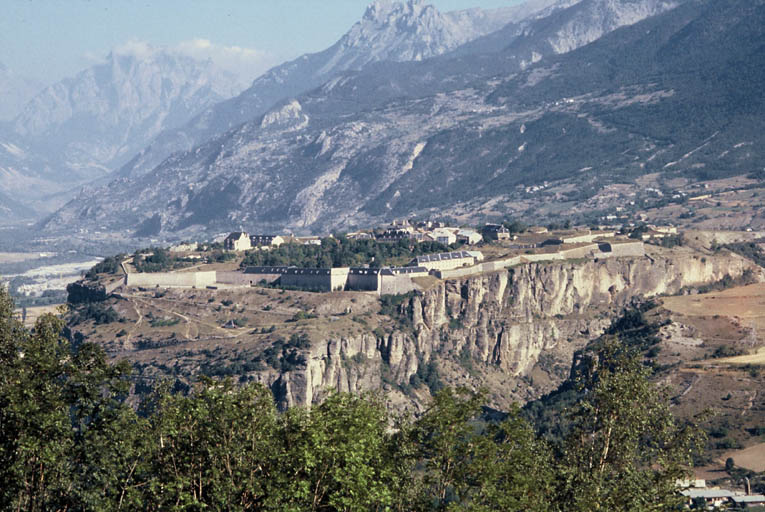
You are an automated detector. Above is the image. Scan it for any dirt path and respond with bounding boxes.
[127,301,143,342]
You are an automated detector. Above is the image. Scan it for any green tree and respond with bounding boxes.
[143,378,280,510]
[455,406,553,512]
[409,387,486,510]
[0,292,75,511]
[276,392,409,511]
[0,286,147,511]
[555,337,704,511]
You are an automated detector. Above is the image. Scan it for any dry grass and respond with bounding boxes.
[662,283,765,332]
[720,442,765,472]
[715,347,765,365]
[13,304,63,328]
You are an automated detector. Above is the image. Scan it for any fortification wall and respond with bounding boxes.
[125,271,216,288]
[347,271,380,291]
[215,271,253,286]
[380,275,419,296]
[557,244,599,259]
[281,268,350,292]
[520,253,564,263]
[608,242,646,257]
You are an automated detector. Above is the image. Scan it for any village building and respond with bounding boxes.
[429,227,457,245]
[168,242,198,253]
[224,232,252,251]
[482,224,510,240]
[680,488,733,508]
[345,231,373,240]
[731,495,765,508]
[408,250,479,270]
[250,235,285,247]
[295,236,322,246]
[456,228,482,245]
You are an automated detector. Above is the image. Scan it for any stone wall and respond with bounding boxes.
[216,271,254,286]
[379,274,419,295]
[281,268,350,292]
[125,271,216,288]
[602,241,646,257]
[347,269,381,291]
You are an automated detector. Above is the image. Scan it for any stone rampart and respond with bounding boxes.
[380,275,419,295]
[216,271,254,286]
[347,269,381,291]
[281,268,350,292]
[125,271,216,288]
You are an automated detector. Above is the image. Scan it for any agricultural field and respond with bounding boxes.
[662,282,765,353]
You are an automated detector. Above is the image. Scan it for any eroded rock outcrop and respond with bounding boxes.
[266,251,761,410]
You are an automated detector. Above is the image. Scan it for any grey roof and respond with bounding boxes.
[681,489,733,499]
[244,266,292,274]
[412,251,474,264]
[380,266,429,275]
[349,267,381,275]
[731,495,765,503]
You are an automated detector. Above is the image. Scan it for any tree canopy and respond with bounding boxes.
[0,285,702,511]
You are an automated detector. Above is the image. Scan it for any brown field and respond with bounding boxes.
[715,347,765,365]
[13,304,64,328]
[662,282,765,333]
[720,442,765,472]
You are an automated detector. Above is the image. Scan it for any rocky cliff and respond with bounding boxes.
[266,251,760,410]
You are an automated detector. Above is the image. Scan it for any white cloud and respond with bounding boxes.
[173,38,277,83]
[113,39,155,59]
[102,38,278,87]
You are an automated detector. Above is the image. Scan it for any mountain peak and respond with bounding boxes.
[362,0,429,22]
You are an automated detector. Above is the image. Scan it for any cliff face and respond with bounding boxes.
[262,252,759,410]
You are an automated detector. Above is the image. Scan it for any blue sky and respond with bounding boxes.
[1,0,524,86]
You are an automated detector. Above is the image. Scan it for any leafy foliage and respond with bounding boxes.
[241,236,451,269]
[85,254,125,279]
[132,247,193,273]
[0,286,704,511]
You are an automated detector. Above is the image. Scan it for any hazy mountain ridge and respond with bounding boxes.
[14,50,243,178]
[117,0,683,183]
[42,0,762,239]
[115,0,557,180]
[0,49,248,220]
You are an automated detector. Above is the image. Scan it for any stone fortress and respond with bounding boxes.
[124,228,646,295]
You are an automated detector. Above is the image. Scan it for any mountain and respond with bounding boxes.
[45,0,763,238]
[0,62,44,121]
[117,0,555,180]
[12,48,245,183]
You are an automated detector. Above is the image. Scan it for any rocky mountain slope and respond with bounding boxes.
[14,48,243,180]
[0,48,246,221]
[44,0,761,238]
[116,0,554,180]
